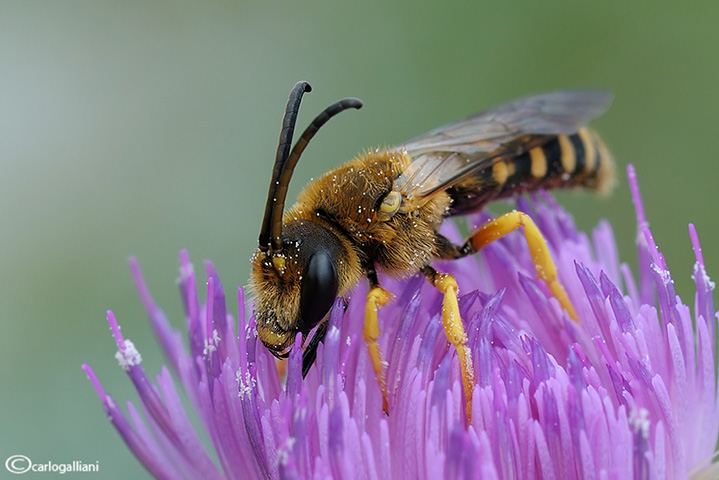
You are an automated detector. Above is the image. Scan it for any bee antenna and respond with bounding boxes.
[263,85,363,254]
[259,81,312,252]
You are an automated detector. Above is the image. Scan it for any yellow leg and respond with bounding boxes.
[470,211,578,321]
[430,272,475,423]
[364,286,393,414]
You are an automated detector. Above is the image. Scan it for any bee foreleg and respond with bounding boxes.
[464,211,578,321]
[421,265,475,424]
[364,267,392,414]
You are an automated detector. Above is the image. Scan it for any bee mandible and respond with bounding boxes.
[249,81,613,421]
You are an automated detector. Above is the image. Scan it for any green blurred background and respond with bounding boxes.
[1,2,717,478]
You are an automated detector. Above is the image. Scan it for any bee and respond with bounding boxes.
[250,81,612,418]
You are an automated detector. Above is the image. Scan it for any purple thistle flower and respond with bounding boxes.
[83,165,719,479]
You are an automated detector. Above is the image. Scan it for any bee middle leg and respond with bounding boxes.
[421,265,475,423]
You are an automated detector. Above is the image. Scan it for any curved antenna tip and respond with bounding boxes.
[294,81,312,93]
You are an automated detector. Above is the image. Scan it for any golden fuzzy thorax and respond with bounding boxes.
[293,149,451,275]
[250,148,451,351]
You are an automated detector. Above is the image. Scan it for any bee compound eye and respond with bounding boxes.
[299,251,338,332]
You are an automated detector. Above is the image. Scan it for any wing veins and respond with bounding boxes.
[393,90,612,209]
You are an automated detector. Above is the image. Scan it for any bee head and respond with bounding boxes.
[251,81,361,367]
[251,220,343,358]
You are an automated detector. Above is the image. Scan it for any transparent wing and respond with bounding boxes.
[395,90,612,207]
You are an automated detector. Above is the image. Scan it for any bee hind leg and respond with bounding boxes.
[457,210,578,321]
[421,265,475,424]
[364,267,392,414]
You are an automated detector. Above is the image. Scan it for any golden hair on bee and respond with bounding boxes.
[249,82,614,416]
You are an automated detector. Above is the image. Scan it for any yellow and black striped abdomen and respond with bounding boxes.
[447,128,614,216]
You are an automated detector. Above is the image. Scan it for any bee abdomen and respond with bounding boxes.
[448,128,613,215]
[503,128,613,196]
